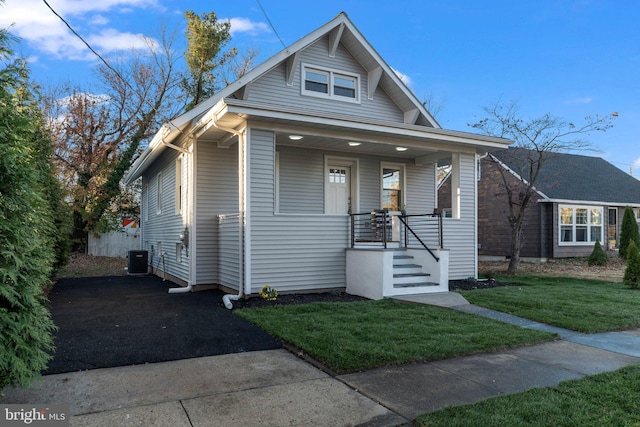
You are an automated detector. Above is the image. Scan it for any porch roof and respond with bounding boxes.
[197,98,512,159]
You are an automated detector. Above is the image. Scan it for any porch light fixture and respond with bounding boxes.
[348,141,361,146]
[395,146,408,152]
[288,135,303,140]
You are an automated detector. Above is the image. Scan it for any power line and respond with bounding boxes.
[41,0,127,84]
[256,0,285,48]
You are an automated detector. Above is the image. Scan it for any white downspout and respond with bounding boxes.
[208,114,247,309]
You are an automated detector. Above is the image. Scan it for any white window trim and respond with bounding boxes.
[156,172,163,215]
[324,156,359,214]
[301,63,361,104]
[558,204,604,246]
[380,162,406,212]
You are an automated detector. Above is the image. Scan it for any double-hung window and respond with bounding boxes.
[302,64,360,102]
[559,205,603,245]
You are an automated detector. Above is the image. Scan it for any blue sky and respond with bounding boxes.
[2,0,639,175]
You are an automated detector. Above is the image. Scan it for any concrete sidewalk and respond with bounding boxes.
[4,295,640,426]
[3,349,404,426]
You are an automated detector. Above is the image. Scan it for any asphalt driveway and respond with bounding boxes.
[45,275,281,375]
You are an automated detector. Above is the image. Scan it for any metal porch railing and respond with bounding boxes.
[350,210,442,261]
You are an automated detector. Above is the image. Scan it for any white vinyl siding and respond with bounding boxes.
[277,148,324,213]
[250,135,439,293]
[218,214,242,290]
[442,152,477,280]
[247,36,403,122]
[194,141,239,285]
[406,162,435,214]
[251,129,347,293]
[156,172,163,215]
[141,144,190,283]
[175,156,183,215]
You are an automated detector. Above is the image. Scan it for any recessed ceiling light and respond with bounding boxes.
[348,141,361,146]
[288,135,303,140]
[395,147,408,152]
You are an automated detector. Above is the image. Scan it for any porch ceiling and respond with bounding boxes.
[274,132,440,160]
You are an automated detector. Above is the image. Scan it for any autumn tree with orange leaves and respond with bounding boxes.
[43,31,183,250]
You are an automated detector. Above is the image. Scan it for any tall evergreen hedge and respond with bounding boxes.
[0,29,69,390]
[620,206,640,260]
[624,240,640,289]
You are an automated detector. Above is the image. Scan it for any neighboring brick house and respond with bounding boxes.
[438,147,640,261]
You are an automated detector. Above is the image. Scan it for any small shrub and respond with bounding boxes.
[259,286,278,301]
[587,240,609,266]
[623,241,640,289]
[480,270,497,281]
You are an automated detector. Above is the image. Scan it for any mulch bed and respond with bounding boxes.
[232,291,369,309]
[233,279,520,309]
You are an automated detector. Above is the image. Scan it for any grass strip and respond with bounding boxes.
[236,299,555,374]
[415,365,640,427]
[459,276,640,333]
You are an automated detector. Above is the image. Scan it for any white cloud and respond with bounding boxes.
[227,17,270,36]
[392,68,412,87]
[89,14,110,26]
[0,0,159,61]
[565,96,593,105]
[88,29,157,54]
[634,157,640,168]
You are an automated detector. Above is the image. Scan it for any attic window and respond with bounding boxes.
[302,64,360,103]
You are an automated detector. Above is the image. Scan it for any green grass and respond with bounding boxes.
[415,365,640,427]
[459,276,640,333]
[236,299,555,374]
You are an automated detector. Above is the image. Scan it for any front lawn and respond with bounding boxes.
[415,365,640,427]
[459,276,640,333]
[236,299,555,374]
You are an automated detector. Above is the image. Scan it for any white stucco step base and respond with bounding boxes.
[346,248,449,300]
[392,292,470,308]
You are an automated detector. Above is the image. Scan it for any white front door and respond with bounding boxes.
[327,165,351,214]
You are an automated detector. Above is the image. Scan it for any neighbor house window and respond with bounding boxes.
[302,64,360,102]
[559,205,603,245]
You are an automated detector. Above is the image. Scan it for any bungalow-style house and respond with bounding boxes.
[124,12,511,304]
[440,147,640,261]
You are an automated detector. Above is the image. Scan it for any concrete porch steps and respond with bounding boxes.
[393,252,434,288]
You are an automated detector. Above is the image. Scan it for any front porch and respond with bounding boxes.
[346,211,450,300]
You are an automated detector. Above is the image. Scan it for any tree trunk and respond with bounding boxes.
[71,210,87,253]
[507,220,524,273]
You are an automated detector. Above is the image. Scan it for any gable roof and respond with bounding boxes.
[491,147,640,206]
[125,12,511,184]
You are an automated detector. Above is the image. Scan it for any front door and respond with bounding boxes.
[327,165,351,214]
